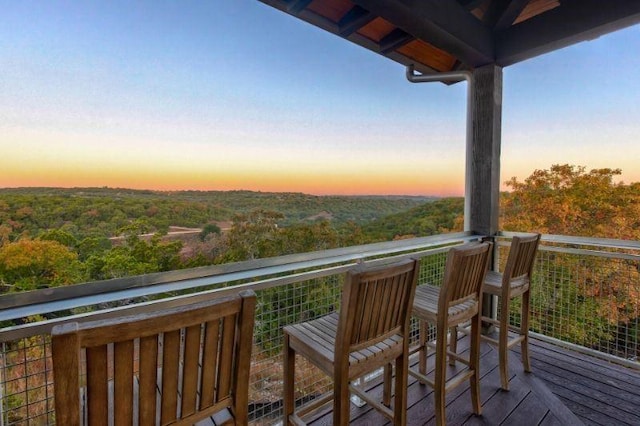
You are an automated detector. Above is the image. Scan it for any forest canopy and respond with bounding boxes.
[0,164,638,293]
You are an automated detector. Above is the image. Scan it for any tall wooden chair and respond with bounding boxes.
[410,242,492,426]
[283,258,420,425]
[481,233,541,390]
[52,290,256,425]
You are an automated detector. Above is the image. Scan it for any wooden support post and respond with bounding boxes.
[467,63,503,331]
[468,63,502,237]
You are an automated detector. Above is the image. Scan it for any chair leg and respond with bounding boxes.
[469,316,482,415]
[393,354,408,426]
[283,333,295,425]
[383,363,392,407]
[434,326,447,426]
[449,326,458,366]
[499,297,510,391]
[521,290,532,373]
[333,367,351,425]
[419,320,427,375]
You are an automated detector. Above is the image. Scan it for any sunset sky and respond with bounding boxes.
[1,1,639,196]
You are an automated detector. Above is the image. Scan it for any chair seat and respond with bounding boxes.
[483,271,529,297]
[284,312,404,380]
[413,285,479,326]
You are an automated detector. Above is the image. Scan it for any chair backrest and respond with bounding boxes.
[439,242,492,314]
[52,290,256,426]
[502,233,541,289]
[337,258,420,353]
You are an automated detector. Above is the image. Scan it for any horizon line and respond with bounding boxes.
[0,185,463,198]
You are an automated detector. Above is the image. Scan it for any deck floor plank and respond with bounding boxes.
[462,376,531,426]
[513,339,640,426]
[501,391,554,426]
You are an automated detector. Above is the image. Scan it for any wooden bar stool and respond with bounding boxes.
[283,259,420,425]
[481,233,541,390]
[409,242,492,426]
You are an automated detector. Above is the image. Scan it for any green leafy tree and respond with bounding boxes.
[501,164,640,238]
[0,239,84,292]
[501,164,640,357]
[216,210,284,263]
[199,223,221,241]
[39,229,78,249]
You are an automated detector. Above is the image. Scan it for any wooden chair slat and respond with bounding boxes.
[232,292,257,425]
[86,345,108,425]
[52,326,81,425]
[161,329,180,424]
[216,313,236,401]
[181,324,202,417]
[114,340,134,426]
[200,319,220,410]
[366,280,385,340]
[383,274,400,332]
[139,334,158,425]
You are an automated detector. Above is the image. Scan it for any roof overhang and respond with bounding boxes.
[259,0,640,75]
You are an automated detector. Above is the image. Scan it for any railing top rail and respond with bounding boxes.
[0,232,477,325]
[500,231,640,250]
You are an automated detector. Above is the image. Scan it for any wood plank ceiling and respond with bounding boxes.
[259,0,640,76]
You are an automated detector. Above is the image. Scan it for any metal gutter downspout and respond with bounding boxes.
[406,65,474,232]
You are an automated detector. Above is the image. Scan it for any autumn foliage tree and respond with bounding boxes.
[0,239,84,292]
[501,164,640,239]
[501,164,640,357]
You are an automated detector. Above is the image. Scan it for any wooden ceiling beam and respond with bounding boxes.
[338,6,377,37]
[485,0,531,30]
[380,29,414,53]
[496,0,640,66]
[352,0,495,67]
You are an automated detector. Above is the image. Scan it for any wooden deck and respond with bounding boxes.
[295,335,640,425]
[514,339,640,426]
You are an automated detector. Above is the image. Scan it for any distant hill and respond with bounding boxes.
[362,197,464,240]
[0,187,437,239]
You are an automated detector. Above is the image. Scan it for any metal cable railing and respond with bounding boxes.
[497,233,640,369]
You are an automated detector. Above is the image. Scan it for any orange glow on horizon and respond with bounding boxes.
[2,136,465,196]
[1,162,464,196]
[0,174,464,197]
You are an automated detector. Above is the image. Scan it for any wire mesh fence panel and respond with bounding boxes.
[496,236,640,365]
[1,336,55,425]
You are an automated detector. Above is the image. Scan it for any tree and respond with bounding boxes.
[500,164,640,358]
[0,239,84,292]
[39,229,78,249]
[501,164,640,238]
[216,210,283,263]
[199,223,221,241]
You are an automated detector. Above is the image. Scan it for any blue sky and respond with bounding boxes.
[1,1,639,195]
